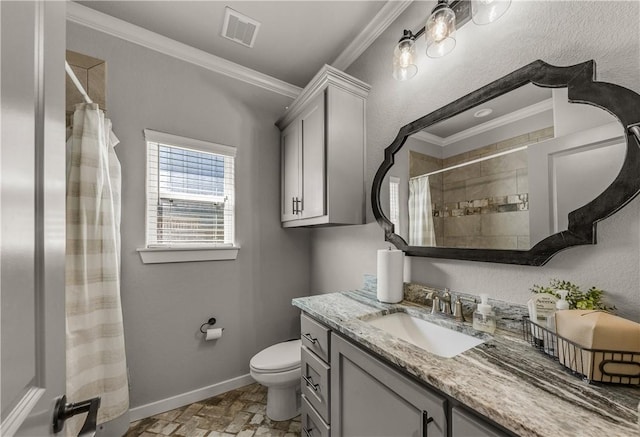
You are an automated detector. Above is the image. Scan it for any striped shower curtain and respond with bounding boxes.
[409,175,437,246]
[66,103,128,435]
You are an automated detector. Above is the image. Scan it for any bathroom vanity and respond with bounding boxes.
[293,290,639,437]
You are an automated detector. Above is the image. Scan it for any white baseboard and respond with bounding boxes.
[129,374,254,422]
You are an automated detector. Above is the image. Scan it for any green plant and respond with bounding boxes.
[529,279,616,311]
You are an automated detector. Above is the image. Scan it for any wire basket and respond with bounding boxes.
[522,317,640,385]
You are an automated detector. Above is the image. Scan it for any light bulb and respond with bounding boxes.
[432,18,448,42]
[398,48,412,68]
[392,33,417,81]
[426,0,456,58]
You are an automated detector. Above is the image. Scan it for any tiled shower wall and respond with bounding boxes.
[412,126,554,249]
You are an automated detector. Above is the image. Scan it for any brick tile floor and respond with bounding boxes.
[125,383,300,437]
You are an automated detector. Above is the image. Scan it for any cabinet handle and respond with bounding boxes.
[302,375,319,391]
[303,427,313,437]
[292,197,302,215]
[422,410,434,437]
[302,333,317,344]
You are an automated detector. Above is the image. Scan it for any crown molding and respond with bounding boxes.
[331,0,414,71]
[66,2,302,99]
[412,98,554,147]
[276,64,371,129]
[445,98,554,145]
[413,131,445,146]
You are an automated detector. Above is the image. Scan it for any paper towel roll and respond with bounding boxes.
[377,249,404,303]
[403,255,412,283]
[205,328,223,341]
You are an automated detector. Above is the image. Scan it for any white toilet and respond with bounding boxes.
[250,339,302,421]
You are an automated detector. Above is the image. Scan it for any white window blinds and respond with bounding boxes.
[144,130,236,247]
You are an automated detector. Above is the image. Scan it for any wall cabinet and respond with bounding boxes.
[277,65,370,227]
[299,312,514,437]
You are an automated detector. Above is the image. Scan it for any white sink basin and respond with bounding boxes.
[366,312,485,358]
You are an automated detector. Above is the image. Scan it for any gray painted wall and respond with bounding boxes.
[67,24,311,409]
[311,1,640,322]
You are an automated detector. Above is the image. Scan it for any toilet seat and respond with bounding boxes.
[250,339,301,373]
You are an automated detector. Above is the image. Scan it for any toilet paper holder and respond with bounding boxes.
[199,317,220,334]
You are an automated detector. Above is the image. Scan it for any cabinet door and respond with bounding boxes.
[331,333,447,437]
[451,407,510,437]
[300,92,326,219]
[281,121,301,222]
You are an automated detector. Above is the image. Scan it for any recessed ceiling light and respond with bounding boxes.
[473,108,493,118]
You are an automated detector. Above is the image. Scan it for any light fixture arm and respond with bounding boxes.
[398,27,425,43]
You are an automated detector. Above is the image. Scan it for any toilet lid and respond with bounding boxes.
[250,339,301,372]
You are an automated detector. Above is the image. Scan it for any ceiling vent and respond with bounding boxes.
[221,7,261,48]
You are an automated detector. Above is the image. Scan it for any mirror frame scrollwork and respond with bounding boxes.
[371,60,640,265]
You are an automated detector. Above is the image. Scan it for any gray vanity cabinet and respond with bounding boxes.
[277,65,370,228]
[451,407,508,437]
[330,333,447,437]
[300,312,513,437]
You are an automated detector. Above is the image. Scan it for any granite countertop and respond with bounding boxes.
[292,289,639,437]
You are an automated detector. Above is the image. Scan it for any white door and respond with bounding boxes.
[1,1,68,435]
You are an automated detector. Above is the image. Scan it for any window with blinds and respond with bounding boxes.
[144,130,236,247]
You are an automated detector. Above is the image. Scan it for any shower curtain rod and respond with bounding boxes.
[410,145,528,180]
[65,60,93,104]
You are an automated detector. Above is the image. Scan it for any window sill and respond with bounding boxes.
[137,246,240,264]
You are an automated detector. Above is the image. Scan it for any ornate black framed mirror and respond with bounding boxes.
[372,60,640,265]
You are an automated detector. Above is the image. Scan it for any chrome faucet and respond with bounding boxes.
[423,289,440,314]
[453,295,477,323]
[424,288,474,321]
[441,288,452,315]
[431,295,441,315]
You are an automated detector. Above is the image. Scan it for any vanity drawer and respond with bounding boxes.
[301,313,331,362]
[302,394,330,437]
[301,345,330,423]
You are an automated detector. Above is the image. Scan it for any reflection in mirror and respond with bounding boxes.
[384,83,626,251]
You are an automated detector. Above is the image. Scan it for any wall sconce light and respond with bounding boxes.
[392,0,511,80]
[393,30,418,81]
[426,0,457,58]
